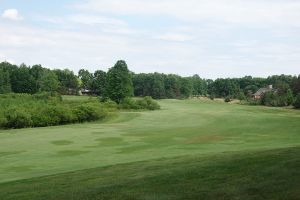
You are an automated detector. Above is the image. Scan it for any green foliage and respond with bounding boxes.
[136,96,161,110]
[209,78,240,98]
[294,93,300,109]
[262,89,294,107]
[179,78,192,98]
[78,69,93,90]
[39,70,60,92]
[291,75,300,95]
[92,70,107,96]
[106,60,133,103]
[237,92,246,100]
[0,116,7,127]
[1,61,299,110]
[119,97,160,110]
[0,68,11,94]
[190,74,208,96]
[262,92,283,107]
[286,89,295,105]
[0,62,76,95]
[224,96,231,102]
[54,69,79,94]
[4,108,33,129]
[102,100,118,110]
[133,73,196,99]
[72,104,107,122]
[0,93,108,129]
[10,64,37,94]
[119,97,139,109]
[133,73,167,99]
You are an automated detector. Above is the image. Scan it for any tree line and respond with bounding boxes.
[0,62,78,94]
[1,60,300,108]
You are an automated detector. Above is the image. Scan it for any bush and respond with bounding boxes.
[0,116,7,127]
[0,94,109,129]
[5,108,32,128]
[103,100,118,110]
[286,89,295,106]
[294,93,300,109]
[136,96,160,110]
[119,97,160,110]
[73,103,107,122]
[119,98,140,110]
[224,97,231,103]
[237,92,246,101]
[261,90,295,107]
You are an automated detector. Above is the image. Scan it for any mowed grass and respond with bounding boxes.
[1,147,299,200]
[0,99,300,199]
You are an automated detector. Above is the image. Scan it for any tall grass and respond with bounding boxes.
[0,93,110,129]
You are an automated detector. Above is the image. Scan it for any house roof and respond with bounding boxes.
[253,88,273,96]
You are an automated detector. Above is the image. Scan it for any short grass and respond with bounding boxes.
[0,99,300,199]
[1,147,299,200]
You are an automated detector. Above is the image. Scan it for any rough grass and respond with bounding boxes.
[0,99,300,199]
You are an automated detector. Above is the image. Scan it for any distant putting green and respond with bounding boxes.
[0,99,300,199]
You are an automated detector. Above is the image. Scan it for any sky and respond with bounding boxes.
[0,0,300,78]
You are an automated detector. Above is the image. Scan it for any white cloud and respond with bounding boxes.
[155,33,193,42]
[35,14,136,35]
[0,22,136,72]
[1,1,299,78]
[73,0,300,27]
[2,9,23,21]
[68,14,127,26]
[1,19,299,78]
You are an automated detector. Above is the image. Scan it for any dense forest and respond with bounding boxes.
[1,61,300,108]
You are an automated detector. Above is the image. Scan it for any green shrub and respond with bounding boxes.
[294,93,300,109]
[119,98,140,110]
[0,94,109,129]
[103,100,118,110]
[224,97,231,103]
[262,91,294,107]
[72,104,107,122]
[5,108,32,128]
[73,105,95,122]
[0,116,7,127]
[260,88,296,107]
[237,92,246,101]
[32,115,52,127]
[119,97,160,110]
[286,89,295,106]
[136,96,160,110]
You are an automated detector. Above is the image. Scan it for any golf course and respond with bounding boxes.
[0,98,300,199]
